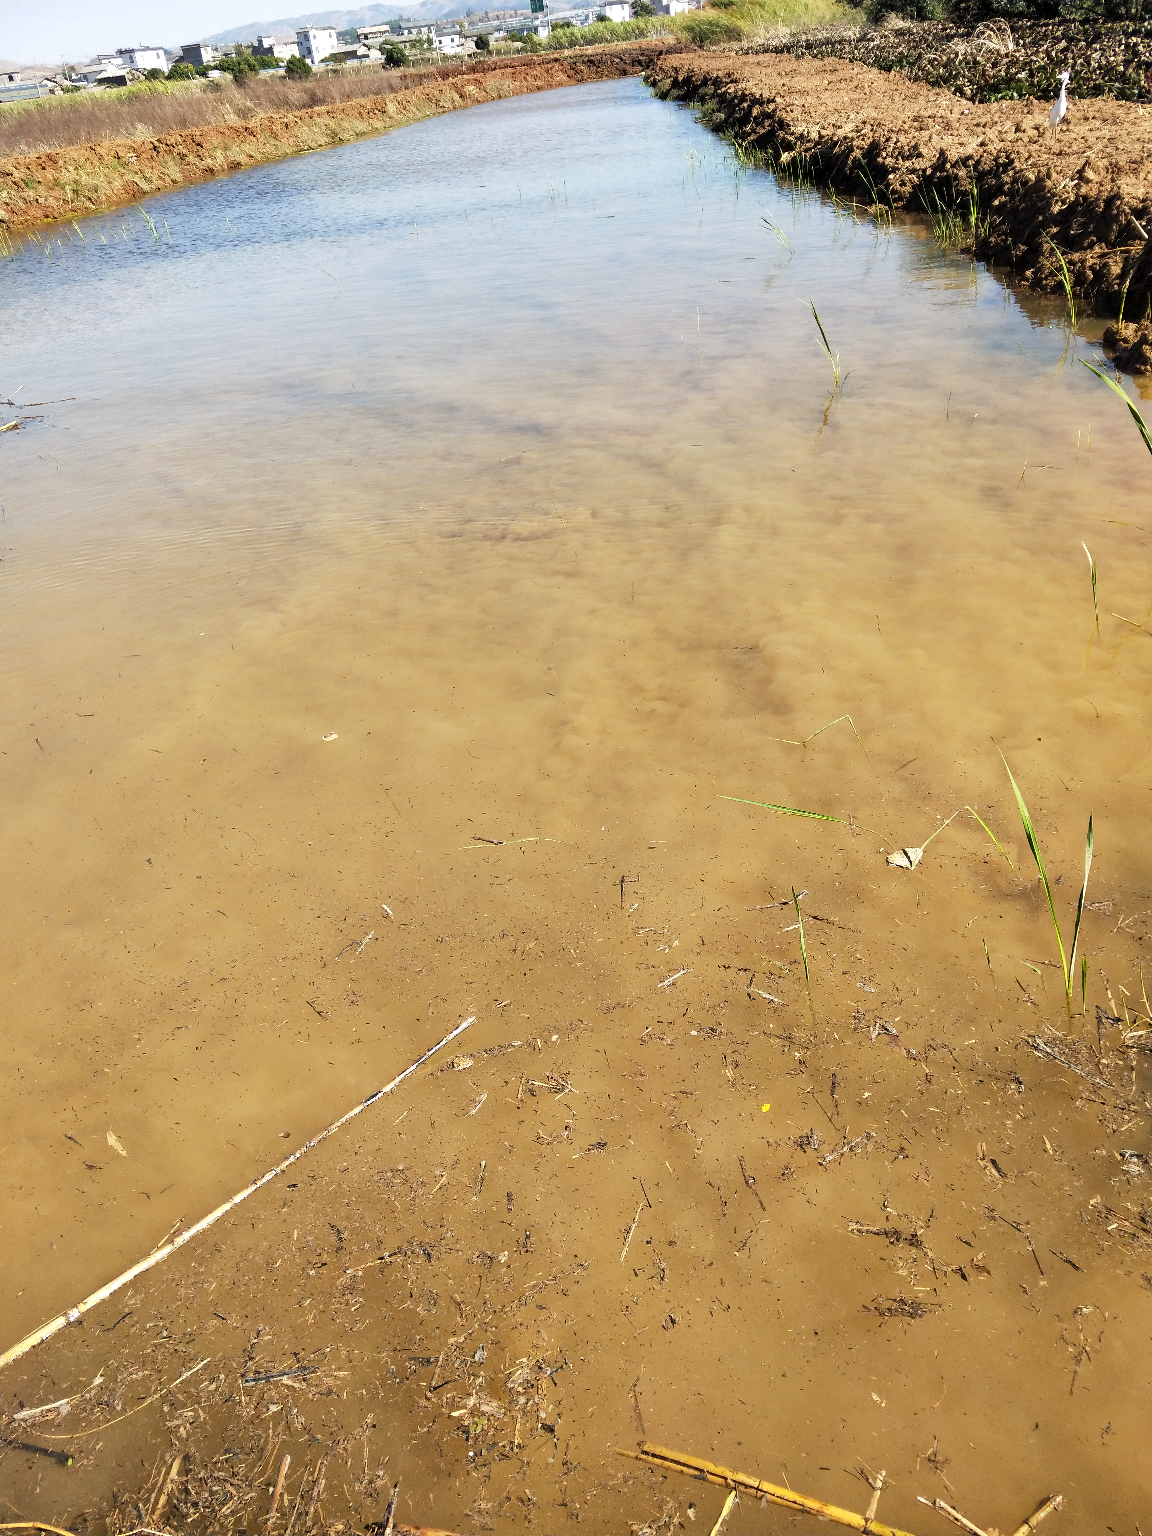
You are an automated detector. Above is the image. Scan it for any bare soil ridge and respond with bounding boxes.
[647,50,1152,321]
[0,44,686,233]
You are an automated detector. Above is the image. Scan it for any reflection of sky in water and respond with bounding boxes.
[4,79,1119,467]
[1,76,1143,619]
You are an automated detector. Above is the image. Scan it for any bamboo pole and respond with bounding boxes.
[0,1018,475,1369]
[618,1444,922,1536]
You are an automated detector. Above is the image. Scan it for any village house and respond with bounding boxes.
[433,28,476,53]
[365,22,435,46]
[295,26,340,64]
[118,46,169,70]
[179,42,220,66]
[69,46,172,85]
[252,34,300,60]
[0,69,61,100]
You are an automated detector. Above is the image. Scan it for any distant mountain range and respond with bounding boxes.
[203,2,531,45]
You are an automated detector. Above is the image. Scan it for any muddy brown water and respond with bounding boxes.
[1,78,1149,1535]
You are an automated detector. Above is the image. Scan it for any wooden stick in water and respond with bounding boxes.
[618,1444,921,1536]
[1009,1494,1064,1536]
[151,1454,183,1523]
[864,1469,886,1529]
[0,1525,81,1535]
[709,1489,738,1536]
[267,1454,291,1527]
[916,1498,988,1536]
[0,1018,475,1368]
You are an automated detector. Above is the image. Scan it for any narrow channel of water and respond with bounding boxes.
[2,77,1148,1528]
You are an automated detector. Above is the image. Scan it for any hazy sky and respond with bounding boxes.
[0,1,293,63]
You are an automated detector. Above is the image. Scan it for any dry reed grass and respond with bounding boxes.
[1,45,680,230]
[1,62,492,158]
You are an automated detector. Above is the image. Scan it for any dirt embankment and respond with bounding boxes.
[647,51,1152,323]
[0,44,686,232]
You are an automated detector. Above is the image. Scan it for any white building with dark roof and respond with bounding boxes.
[296,26,339,63]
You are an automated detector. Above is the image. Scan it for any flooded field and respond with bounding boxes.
[2,76,1149,1536]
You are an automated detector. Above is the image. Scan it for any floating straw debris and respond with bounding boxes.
[617,1443,918,1536]
[619,1443,1062,1536]
[0,1017,475,1369]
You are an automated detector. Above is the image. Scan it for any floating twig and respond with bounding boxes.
[738,1156,766,1212]
[1,1018,476,1368]
[34,1359,210,1441]
[864,1469,886,1528]
[242,1365,317,1386]
[0,1438,74,1467]
[12,1374,103,1422]
[0,1524,82,1535]
[620,1204,644,1263]
[151,1454,183,1524]
[1024,1035,1136,1101]
[267,1454,290,1527]
[658,968,690,989]
[916,1497,988,1536]
[382,1480,400,1536]
[1009,1493,1064,1536]
[819,1130,875,1168]
[709,1490,738,1536]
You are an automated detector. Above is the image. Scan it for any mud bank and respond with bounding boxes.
[0,44,685,232]
[647,52,1152,321]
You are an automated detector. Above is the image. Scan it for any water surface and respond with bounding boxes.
[2,77,1149,1530]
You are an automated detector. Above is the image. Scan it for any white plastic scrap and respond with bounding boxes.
[886,847,923,870]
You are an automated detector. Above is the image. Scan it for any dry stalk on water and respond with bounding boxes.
[0,1017,475,1368]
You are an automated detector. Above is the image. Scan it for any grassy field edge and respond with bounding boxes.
[0,44,685,235]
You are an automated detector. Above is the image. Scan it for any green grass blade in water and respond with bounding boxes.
[964,807,1014,868]
[1082,542,1099,629]
[807,300,840,387]
[998,750,1069,993]
[1044,235,1077,328]
[792,885,809,986]
[721,796,846,824]
[1068,814,1094,1008]
[1080,361,1152,457]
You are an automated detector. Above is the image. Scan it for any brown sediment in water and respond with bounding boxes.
[0,44,686,233]
[645,51,1152,324]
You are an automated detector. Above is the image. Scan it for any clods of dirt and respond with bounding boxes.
[1104,316,1152,373]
